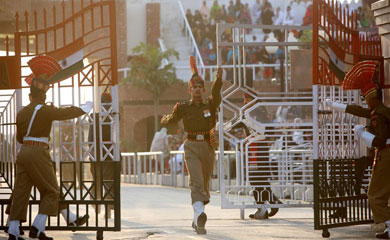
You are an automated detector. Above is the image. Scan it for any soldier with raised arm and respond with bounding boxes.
[326,61,390,239]
[8,56,92,240]
[161,56,222,235]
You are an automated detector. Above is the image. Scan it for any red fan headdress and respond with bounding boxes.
[27,55,62,92]
[24,73,34,86]
[342,60,378,97]
[188,56,204,89]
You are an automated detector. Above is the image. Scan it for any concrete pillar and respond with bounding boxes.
[372,0,390,85]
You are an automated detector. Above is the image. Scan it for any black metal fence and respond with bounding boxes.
[313,158,373,238]
[0,161,121,240]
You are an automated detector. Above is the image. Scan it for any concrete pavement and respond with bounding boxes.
[0,184,378,239]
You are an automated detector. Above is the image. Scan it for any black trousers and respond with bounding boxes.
[248,141,278,204]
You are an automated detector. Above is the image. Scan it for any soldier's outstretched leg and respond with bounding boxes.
[192,201,207,234]
[376,221,390,239]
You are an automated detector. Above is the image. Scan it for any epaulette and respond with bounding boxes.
[174,101,188,112]
[178,101,188,106]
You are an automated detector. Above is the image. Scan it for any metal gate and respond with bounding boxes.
[216,23,314,219]
[312,0,383,237]
[0,1,120,239]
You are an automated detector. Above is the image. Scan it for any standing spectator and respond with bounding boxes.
[219,4,228,23]
[273,7,284,25]
[261,0,274,34]
[210,0,221,23]
[200,1,210,22]
[239,3,252,25]
[234,0,244,18]
[251,0,262,24]
[227,0,236,23]
[283,6,294,25]
[150,127,171,166]
[302,4,313,26]
[186,9,194,28]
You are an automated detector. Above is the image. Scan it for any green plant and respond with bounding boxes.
[123,42,182,133]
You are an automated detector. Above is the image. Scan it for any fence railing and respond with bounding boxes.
[119,62,288,83]
[120,150,236,191]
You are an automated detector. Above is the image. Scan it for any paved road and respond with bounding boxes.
[0,184,378,240]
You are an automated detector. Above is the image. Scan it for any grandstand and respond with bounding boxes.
[158,0,366,81]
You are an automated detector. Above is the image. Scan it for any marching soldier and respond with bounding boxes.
[326,61,390,239]
[8,56,92,240]
[241,92,281,219]
[161,56,222,235]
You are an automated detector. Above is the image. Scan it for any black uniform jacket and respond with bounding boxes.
[16,101,85,144]
[346,103,390,149]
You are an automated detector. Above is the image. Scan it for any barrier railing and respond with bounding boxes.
[120,150,236,191]
[119,62,287,82]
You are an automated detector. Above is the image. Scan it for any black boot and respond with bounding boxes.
[376,231,390,239]
[68,214,89,232]
[268,208,279,217]
[28,226,53,240]
[249,209,268,220]
[268,194,282,217]
[68,214,89,227]
[8,234,24,240]
[195,212,207,235]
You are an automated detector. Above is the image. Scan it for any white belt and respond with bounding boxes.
[23,136,49,144]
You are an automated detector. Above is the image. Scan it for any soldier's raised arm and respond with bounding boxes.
[210,68,223,110]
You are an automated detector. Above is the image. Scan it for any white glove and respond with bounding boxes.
[353,125,365,137]
[354,124,375,147]
[80,101,93,113]
[325,99,347,112]
[325,99,333,107]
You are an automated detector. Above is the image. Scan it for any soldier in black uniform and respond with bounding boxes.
[326,61,390,239]
[8,56,93,240]
[161,56,222,235]
[241,92,282,220]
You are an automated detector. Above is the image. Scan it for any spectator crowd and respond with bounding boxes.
[184,0,377,84]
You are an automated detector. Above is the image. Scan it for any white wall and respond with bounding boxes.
[126,1,147,55]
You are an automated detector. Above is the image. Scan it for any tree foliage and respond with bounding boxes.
[124,42,181,99]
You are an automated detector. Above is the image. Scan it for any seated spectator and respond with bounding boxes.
[200,0,210,22]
